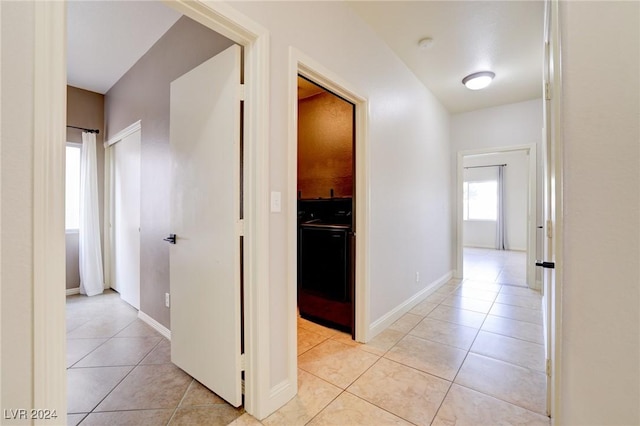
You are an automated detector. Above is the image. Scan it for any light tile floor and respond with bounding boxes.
[463,247,527,287]
[67,247,548,425]
[66,291,245,425]
[271,278,549,426]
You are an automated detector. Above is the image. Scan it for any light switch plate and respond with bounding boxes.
[270,191,282,213]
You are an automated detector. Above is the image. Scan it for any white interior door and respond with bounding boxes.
[542,0,560,416]
[111,129,141,310]
[541,76,556,417]
[169,45,243,407]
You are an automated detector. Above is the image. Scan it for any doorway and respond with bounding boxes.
[285,53,371,396]
[39,0,274,421]
[456,145,538,290]
[296,76,356,335]
[106,122,141,309]
[288,51,370,364]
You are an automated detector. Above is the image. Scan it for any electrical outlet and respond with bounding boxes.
[415,272,420,283]
[165,293,170,308]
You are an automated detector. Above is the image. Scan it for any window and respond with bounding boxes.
[66,144,81,231]
[463,180,497,221]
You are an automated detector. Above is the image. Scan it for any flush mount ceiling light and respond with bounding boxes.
[462,71,495,90]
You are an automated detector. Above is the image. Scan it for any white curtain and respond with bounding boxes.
[79,132,104,296]
[496,165,507,250]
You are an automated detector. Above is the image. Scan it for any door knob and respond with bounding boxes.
[535,260,555,269]
[163,234,176,244]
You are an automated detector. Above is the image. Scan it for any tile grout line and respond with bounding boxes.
[166,379,195,426]
[66,297,170,424]
[299,315,419,425]
[447,275,548,416]
[382,279,463,425]
[67,303,138,422]
[68,333,161,370]
[74,363,135,420]
[430,278,494,423]
[442,269,531,399]
[295,267,545,425]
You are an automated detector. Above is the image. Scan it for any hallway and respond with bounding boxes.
[463,247,527,287]
[67,259,548,425]
[285,278,547,424]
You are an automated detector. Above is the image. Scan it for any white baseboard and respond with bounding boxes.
[264,379,296,419]
[463,244,495,249]
[138,310,171,340]
[368,270,454,338]
[66,287,80,296]
[463,245,526,252]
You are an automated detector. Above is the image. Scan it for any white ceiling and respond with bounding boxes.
[67,1,544,112]
[347,1,544,113]
[67,1,181,94]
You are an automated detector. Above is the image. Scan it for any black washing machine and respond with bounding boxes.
[297,199,353,333]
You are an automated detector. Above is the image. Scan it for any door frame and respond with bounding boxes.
[455,144,538,289]
[34,0,278,421]
[287,48,371,380]
[543,0,564,419]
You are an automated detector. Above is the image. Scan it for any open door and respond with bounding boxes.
[541,0,561,417]
[168,44,243,407]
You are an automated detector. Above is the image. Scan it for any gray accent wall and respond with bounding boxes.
[105,16,234,328]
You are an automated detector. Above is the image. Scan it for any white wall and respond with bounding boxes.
[451,99,543,152]
[558,2,639,424]
[451,99,543,273]
[229,1,452,388]
[463,151,529,250]
[1,0,36,412]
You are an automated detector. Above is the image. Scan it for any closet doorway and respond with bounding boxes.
[106,122,142,309]
[296,76,356,335]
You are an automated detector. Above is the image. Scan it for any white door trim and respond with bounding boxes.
[288,48,371,357]
[103,121,143,292]
[105,119,141,147]
[33,1,67,420]
[455,144,538,289]
[36,0,276,421]
[108,126,141,309]
[544,0,564,419]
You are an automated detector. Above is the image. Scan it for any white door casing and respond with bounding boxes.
[542,0,563,418]
[289,49,371,347]
[169,45,243,407]
[455,144,538,289]
[110,128,141,310]
[33,0,274,421]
